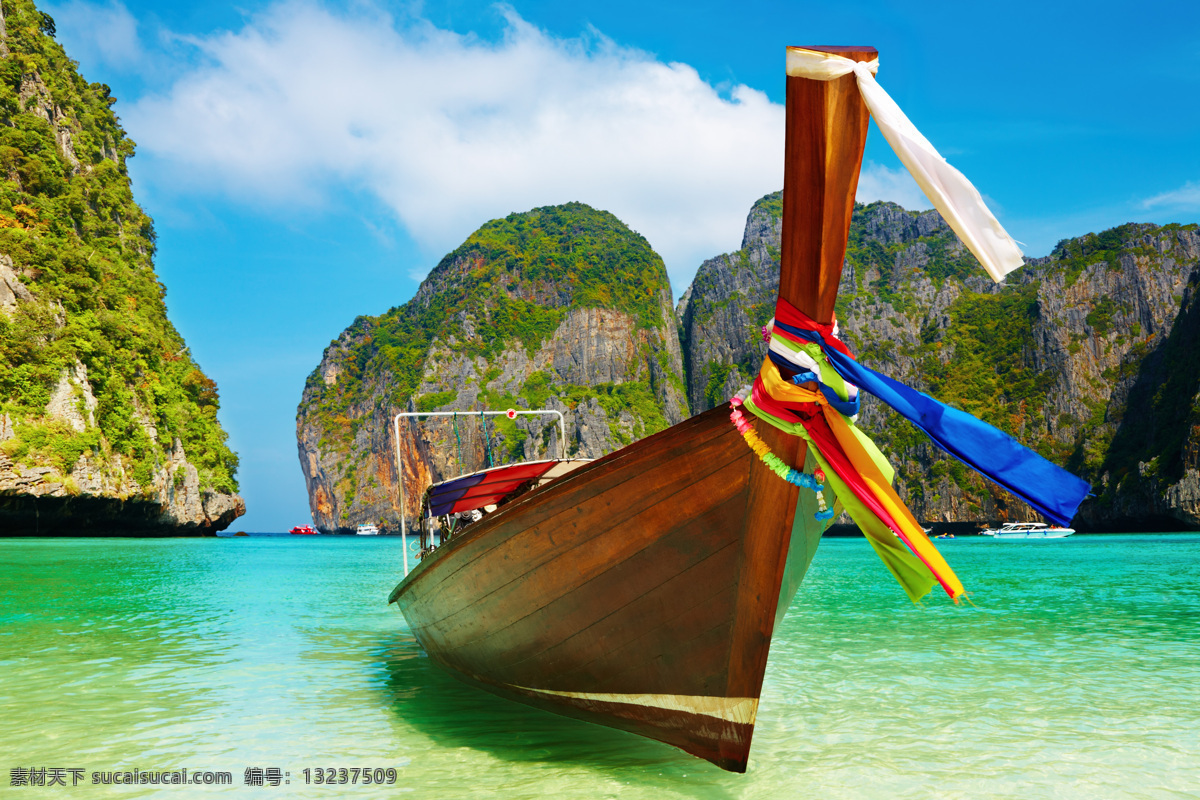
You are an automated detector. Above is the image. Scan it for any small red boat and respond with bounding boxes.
[289,524,319,535]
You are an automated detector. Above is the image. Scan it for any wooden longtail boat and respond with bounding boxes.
[387,45,878,773]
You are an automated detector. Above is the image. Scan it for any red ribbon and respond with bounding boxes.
[751,376,907,536]
[773,298,857,360]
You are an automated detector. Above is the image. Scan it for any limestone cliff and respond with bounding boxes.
[297,202,687,533]
[0,0,243,534]
[680,194,1200,531]
[677,192,783,412]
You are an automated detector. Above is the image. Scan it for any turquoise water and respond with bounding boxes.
[1,534,1197,798]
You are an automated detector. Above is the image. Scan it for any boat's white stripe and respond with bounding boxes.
[512,686,758,725]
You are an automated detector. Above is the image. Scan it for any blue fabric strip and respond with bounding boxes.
[777,364,862,417]
[772,321,1091,526]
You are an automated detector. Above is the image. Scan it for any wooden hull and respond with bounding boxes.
[389,405,804,772]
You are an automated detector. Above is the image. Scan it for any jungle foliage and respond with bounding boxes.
[304,202,672,452]
[0,0,238,493]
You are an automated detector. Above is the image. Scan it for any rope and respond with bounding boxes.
[483,416,494,468]
[453,412,462,471]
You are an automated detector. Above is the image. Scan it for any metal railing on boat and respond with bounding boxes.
[392,408,567,577]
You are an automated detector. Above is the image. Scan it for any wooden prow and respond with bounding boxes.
[751,43,875,490]
[723,47,875,770]
[781,45,876,322]
[758,43,875,473]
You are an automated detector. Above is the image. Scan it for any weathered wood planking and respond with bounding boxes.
[396,407,764,769]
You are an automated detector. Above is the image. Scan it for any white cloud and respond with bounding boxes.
[122,2,786,291]
[1142,181,1200,209]
[41,0,144,72]
[855,161,931,211]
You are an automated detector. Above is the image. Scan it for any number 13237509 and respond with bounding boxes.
[301,768,397,785]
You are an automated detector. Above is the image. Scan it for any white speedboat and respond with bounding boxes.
[356,523,380,536]
[980,522,1074,539]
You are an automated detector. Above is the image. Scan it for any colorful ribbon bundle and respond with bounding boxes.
[743,50,1090,602]
[739,297,1092,603]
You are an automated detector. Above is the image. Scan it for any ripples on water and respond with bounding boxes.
[1,534,1197,798]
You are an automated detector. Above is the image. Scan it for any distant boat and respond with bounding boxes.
[356,524,381,536]
[289,524,318,535]
[980,522,1074,539]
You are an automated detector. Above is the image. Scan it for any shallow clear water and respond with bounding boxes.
[1,534,1197,798]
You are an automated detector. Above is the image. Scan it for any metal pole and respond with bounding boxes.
[393,413,408,577]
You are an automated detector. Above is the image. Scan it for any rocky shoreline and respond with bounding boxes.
[1,432,245,536]
[0,492,244,536]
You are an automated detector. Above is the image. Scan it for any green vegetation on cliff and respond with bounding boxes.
[836,202,984,319]
[460,203,667,329]
[850,221,1200,519]
[1055,224,1157,287]
[0,0,237,492]
[919,284,1056,435]
[305,202,672,454]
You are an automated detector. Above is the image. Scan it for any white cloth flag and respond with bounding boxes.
[785,47,1024,283]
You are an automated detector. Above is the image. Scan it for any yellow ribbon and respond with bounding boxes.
[757,359,965,602]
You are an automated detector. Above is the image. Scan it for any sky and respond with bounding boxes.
[40,0,1200,531]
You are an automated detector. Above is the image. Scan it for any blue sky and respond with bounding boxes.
[41,0,1200,530]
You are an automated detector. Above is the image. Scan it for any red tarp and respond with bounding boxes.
[427,460,583,517]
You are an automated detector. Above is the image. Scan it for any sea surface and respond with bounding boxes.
[1,533,1197,799]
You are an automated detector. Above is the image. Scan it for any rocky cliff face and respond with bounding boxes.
[0,0,243,535]
[297,202,687,533]
[677,192,783,413]
[680,195,1200,531]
